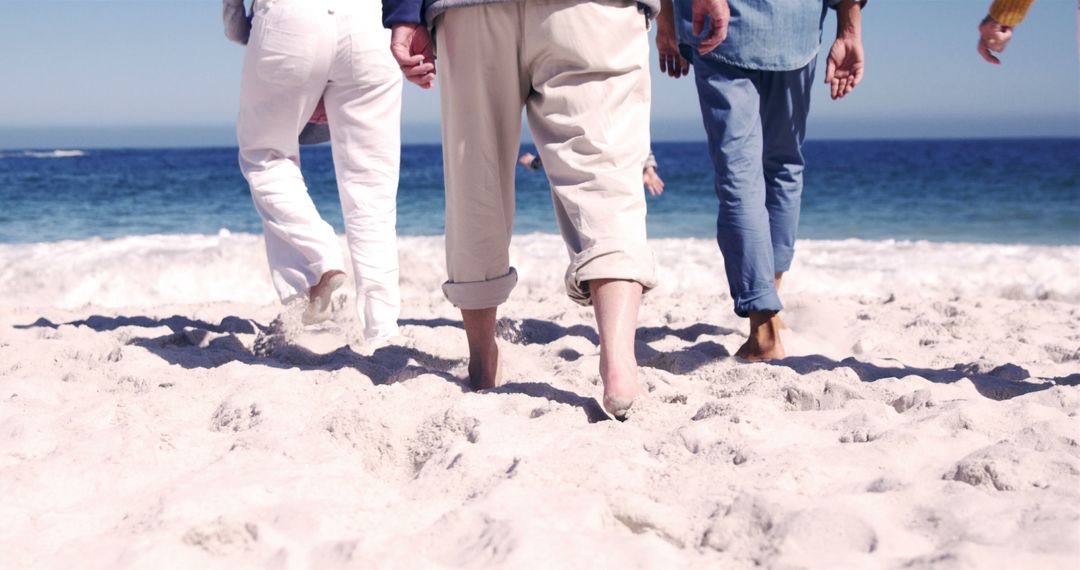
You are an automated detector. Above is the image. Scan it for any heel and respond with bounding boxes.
[602,394,635,421]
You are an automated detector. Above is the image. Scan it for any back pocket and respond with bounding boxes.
[350,31,398,86]
[255,25,316,86]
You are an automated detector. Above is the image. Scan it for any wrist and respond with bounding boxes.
[836,26,861,40]
[836,8,862,38]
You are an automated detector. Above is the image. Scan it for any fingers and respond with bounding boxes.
[403,61,436,88]
[985,29,1012,53]
[836,63,862,99]
[667,54,687,78]
[390,43,424,68]
[692,0,729,54]
[978,41,1001,64]
[977,17,1010,64]
[390,25,437,88]
[658,45,689,79]
[698,17,728,54]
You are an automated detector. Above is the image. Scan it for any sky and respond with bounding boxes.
[0,0,1077,148]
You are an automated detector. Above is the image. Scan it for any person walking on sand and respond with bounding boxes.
[383,0,660,418]
[656,0,865,361]
[225,0,403,341]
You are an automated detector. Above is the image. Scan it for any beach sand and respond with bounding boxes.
[1,232,1078,568]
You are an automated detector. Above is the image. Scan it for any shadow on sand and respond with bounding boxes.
[16,316,1061,407]
[774,354,1058,400]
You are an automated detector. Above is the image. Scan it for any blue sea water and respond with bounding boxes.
[0,139,1076,245]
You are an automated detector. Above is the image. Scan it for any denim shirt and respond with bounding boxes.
[674,0,849,72]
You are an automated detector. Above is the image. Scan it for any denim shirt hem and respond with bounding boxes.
[695,48,820,73]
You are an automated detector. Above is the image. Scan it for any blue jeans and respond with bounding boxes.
[692,54,815,318]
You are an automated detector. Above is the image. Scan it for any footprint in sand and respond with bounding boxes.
[210,402,263,433]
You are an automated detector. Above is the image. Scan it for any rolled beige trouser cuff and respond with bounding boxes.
[565,242,658,306]
[442,268,519,310]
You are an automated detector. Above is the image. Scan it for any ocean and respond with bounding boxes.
[0,139,1077,245]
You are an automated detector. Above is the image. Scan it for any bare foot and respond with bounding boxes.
[592,279,644,420]
[302,270,346,325]
[467,341,502,390]
[735,311,786,361]
[600,342,643,420]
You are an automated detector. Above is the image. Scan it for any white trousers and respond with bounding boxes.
[237,0,402,340]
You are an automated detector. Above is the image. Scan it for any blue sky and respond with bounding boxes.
[0,0,1077,147]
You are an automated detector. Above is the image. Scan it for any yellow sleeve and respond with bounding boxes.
[989,0,1036,27]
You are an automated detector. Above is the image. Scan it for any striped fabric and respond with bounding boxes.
[989,0,1035,26]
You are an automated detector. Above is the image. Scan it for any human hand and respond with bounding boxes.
[978,15,1013,64]
[643,168,665,196]
[825,34,864,100]
[518,152,537,169]
[657,0,689,78]
[692,0,730,55]
[390,24,436,88]
[309,97,328,125]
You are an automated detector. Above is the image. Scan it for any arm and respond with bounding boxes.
[383,0,436,88]
[824,0,864,100]
[978,0,1035,64]
[989,0,1035,26]
[223,0,250,45]
[657,0,690,78]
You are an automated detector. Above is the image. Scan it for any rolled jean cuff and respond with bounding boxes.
[733,287,783,318]
[442,268,518,310]
[565,241,658,306]
[773,246,795,274]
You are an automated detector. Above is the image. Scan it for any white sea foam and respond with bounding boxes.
[0,149,87,159]
[1,233,1077,310]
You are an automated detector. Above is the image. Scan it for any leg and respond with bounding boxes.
[692,54,785,360]
[462,308,501,390]
[237,4,342,302]
[525,0,655,415]
[436,4,528,387]
[592,279,644,416]
[324,12,403,340]
[692,54,780,319]
[760,62,816,281]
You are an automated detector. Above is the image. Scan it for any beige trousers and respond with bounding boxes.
[435,0,658,309]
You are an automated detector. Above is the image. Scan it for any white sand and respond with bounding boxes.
[1,232,1078,569]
